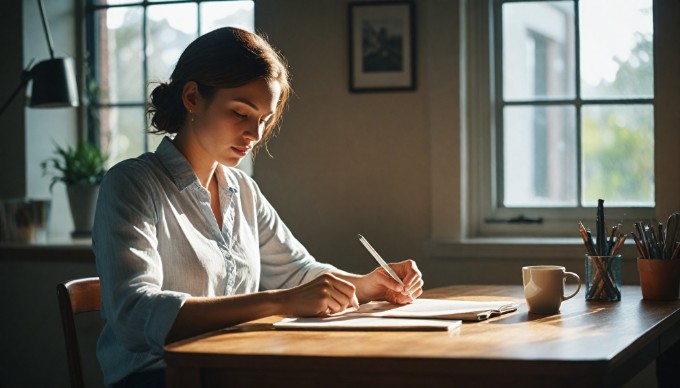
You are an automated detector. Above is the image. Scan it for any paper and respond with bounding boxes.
[274,316,461,331]
[273,299,518,331]
[345,298,519,321]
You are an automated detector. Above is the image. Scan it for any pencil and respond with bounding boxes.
[612,233,627,256]
[607,225,618,256]
[631,232,647,259]
[579,222,597,256]
[637,222,650,258]
[586,229,598,256]
[671,243,680,260]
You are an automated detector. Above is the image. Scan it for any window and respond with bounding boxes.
[459,0,663,238]
[85,0,255,171]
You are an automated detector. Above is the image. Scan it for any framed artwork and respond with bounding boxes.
[348,1,416,92]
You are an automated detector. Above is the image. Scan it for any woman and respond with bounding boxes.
[93,27,423,387]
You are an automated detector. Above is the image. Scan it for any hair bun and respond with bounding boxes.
[148,82,185,134]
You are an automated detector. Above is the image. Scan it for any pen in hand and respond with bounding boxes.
[357,234,410,296]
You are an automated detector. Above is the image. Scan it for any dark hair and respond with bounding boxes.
[146,27,290,154]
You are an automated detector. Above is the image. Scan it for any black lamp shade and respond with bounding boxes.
[29,57,79,108]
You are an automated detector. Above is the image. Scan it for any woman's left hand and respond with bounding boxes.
[354,260,424,305]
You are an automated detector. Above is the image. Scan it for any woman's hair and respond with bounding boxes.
[146,27,290,154]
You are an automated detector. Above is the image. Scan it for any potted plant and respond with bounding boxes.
[41,141,107,237]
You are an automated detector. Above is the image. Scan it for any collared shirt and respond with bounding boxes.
[93,136,337,385]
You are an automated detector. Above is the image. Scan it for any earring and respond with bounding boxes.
[189,109,194,123]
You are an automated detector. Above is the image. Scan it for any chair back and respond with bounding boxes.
[57,277,101,388]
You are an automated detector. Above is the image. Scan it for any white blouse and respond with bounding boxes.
[93,136,337,385]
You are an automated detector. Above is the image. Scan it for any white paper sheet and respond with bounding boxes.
[274,316,461,331]
[344,299,519,321]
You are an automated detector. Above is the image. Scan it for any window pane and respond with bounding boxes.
[146,3,198,85]
[98,6,143,103]
[502,2,575,101]
[146,132,166,154]
[96,0,139,5]
[503,105,577,207]
[201,1,255,33]
[581,104,654,206]
[580,0,653,99]
[100,106,146,168]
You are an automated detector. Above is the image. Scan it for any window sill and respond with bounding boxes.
[425,237,639,261]
[0,237,93,261]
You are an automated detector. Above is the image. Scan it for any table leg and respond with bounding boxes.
[657,338,680,388]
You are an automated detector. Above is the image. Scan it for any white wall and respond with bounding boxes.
[252,0,663,288]
[254,0,439,278]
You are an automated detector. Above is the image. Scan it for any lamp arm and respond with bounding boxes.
[0,61,35,116]
[37,0,55,59]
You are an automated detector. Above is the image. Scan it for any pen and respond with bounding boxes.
[597,199,606,256]
[357,234,408,293]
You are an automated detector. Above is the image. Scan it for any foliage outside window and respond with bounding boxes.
[496,0,654,211]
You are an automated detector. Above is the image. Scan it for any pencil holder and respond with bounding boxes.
[637,258,680,301]
[585,255,622,301]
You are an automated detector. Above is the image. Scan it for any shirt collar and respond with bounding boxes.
[155,136,200,191]
[155,136,240,194]
[215,163,239,195]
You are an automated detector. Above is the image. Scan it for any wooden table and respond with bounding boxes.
[165,285,680,387]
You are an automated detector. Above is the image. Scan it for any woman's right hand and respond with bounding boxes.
[277,273,360,317]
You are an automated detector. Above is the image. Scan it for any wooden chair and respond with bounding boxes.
[57,277,101,388]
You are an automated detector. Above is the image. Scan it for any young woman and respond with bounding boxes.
[93,27,423,387]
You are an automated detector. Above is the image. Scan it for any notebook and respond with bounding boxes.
[273,298,518,331]
[274,316,461,331]
[346,298,519,322]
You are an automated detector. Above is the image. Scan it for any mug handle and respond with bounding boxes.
[562,272,581,301]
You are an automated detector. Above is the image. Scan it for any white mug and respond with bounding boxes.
[522,266,581,314]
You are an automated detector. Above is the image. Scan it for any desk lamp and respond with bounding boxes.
[0,0,79,115]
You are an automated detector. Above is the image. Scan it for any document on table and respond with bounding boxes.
[273,298,519,331]
[349,298,520,321]
[274,316,461,331]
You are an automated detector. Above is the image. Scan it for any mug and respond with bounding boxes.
[522,265,581,314]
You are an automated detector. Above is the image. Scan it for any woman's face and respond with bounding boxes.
[191,78,281,167]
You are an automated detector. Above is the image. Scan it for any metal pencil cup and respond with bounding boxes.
[585,255,622,301]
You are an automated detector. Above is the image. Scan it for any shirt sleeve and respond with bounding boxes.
[250,178,338,290]
[93,161,190,354]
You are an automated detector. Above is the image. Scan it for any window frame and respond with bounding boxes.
[468,0,662,238]
[426,0,680,251]
[84,0,255,173]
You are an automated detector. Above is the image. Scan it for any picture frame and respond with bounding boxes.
[348,1,416,92]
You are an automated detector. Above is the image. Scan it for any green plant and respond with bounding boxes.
[41,142,108,191]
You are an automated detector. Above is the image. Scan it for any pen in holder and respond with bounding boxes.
[585,254,622,301]
[578,199,626,302]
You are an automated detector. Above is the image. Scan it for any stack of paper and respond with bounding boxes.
[350,299,519,321]
[273,299,518,331]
